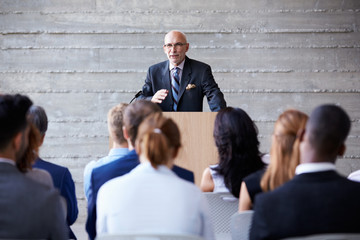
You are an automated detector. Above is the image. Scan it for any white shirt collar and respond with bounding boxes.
[0,158,16,166]
[295,162,336,175]
[169,59,185,71]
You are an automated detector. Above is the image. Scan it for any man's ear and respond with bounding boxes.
[338,143,346,156]
[13,132,23,152]
[122,126,129,140]
[39,134,45,147]
[298,128,306,143]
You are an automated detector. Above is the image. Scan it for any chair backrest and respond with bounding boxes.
[96,233,204,240]
[282,233,360,240]
[203,192,238,240]
[230,211,254,240]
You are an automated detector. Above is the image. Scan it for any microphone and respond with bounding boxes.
[129,90,142,104]
[142,85,151,97]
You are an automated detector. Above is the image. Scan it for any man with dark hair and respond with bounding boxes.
[250,104,360,240]
[86,100,194,240]
[29,105,79,239]
[0,94,67,239]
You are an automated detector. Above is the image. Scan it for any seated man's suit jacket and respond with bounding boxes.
[250,170,360,240]
[0,162,68,239]
[86,150,195,240]
[139,56,226,112]
[33,158,78,239]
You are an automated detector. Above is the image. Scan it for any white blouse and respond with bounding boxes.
[97,162,215,240]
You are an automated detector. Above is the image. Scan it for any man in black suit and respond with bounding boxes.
[138,30,226,112]
[250,104,360,240]
[0,94,67,239]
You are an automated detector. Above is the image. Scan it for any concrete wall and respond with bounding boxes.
[1,0,359,238]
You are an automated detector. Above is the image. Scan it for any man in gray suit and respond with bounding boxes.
[0,94,67,239]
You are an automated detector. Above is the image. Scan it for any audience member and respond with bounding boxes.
[200,107,265,198]
[239,109,308,211]
[250,104,360,240]
[84,103,129,201]
[137,30,226,111]
[0,94,67,239]
[29,105,78,239]
[86,100,194,240]
[17,122,54,188]
[348,169,360,182]
[97,113,215,239]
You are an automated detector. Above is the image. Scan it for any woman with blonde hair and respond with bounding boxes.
[239,109,308,211]
[97,113,214,240]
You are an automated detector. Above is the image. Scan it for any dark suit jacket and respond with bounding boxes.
[0,162,68,239]
[138,56,226,111]
[33,158,78,239]
[250,170,360,240]
[86,150,195,240]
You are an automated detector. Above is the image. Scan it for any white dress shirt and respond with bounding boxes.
[97,162,215,240]
[0,158,15,165]
[169,59,185,82]
[295,162,336,175]
[348,169,360,183]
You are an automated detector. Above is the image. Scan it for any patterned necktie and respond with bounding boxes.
[171,67,180,111]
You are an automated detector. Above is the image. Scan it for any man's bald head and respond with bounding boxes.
[306,104,351,160]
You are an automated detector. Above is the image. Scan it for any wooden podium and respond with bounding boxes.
[163,112,218,185]
[109,112,219,185]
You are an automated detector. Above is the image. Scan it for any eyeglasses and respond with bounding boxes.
[163,42,187,49]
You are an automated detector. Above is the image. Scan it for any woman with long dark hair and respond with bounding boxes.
[200,107,265,198]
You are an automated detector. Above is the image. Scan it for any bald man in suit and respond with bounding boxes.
[138,30,226,112]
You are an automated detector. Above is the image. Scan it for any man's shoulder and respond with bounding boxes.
[34,158,68,174]
[92,151,139,177]
[185,57,211,69]
[149,60,168,70]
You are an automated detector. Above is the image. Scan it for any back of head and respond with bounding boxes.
[261,109,308,191]
[213,107,264,197]
[136,113,181,169]
[306,104,351,160]
[124,100,162,146]
[107,103,128,145]
[28,105,48,136]
[0,94,32,151]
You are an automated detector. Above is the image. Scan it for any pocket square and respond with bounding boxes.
[186,84,196,90]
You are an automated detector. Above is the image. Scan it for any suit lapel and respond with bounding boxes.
[178,57,191,101]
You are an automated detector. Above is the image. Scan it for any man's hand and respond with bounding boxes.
[151,89,169,103]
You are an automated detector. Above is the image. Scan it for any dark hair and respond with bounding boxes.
[107,103,128,144]
[0,94,32,150]
[307,104,351,159]
[28,105,48,135]
[124,100,162,146]
[136,113,181,169]
[213,107,265,198]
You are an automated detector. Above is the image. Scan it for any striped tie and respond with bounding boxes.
[171,67,180,111]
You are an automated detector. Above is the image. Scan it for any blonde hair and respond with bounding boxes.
[136,113,181,169]
[260,109,308,191]
[107,103,128,144]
